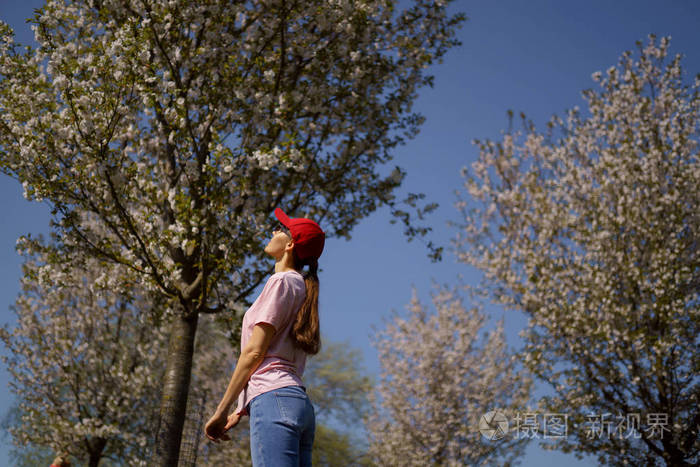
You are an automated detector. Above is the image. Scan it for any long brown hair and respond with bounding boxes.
[291,251,321,355]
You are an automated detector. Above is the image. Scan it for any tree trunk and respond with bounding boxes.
[87,437,106,467]
[152,310,199,467]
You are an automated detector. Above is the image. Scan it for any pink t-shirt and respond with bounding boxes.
[234,270,308,416]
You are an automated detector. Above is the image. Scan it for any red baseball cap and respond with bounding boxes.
[274,208,325,261]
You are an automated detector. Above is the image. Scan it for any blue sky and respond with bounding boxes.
[2,1,699,465]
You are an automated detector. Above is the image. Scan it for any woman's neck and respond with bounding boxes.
[274,252,296,273]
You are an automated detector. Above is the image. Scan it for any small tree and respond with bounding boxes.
[0,2,464,463]
[0,245,169,467]
[455,35,699,465]
[367,285,532,466]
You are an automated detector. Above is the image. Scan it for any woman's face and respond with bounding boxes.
[264,225,293,259]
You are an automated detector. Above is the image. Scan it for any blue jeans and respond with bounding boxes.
[248,385,315,466]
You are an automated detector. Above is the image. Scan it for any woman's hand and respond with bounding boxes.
[204,411,242,443]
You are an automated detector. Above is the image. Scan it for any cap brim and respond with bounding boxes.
[274,208,292,228]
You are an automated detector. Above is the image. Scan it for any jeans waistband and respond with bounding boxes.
[279,384,306,393]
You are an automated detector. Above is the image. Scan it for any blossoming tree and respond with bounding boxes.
[0,247,169,467]
[0,0,464,463]
[455,36,699,465]
[366,285,532,465]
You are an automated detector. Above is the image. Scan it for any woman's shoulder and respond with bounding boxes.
[270,270,304,281]
[262,271,305,305]
[267,270,304,288]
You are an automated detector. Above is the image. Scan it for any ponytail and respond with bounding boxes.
[291,252,321,355]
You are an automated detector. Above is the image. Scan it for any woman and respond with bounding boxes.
[204,207,325,466]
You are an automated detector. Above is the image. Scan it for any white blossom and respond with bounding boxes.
[0,249,169,465]
[367,285,532,466]
[455,35,699,466]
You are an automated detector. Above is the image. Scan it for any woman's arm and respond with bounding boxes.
[214,322,277,416]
